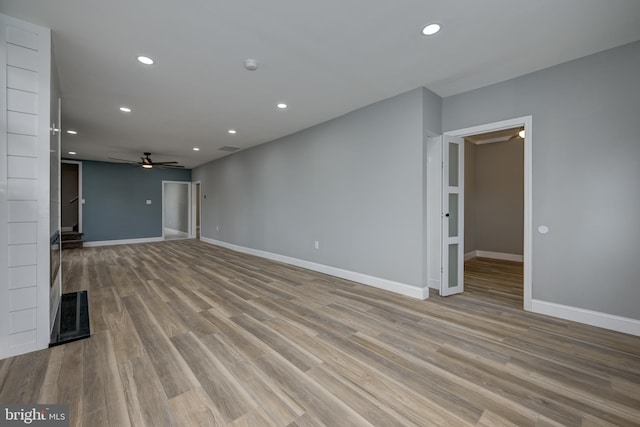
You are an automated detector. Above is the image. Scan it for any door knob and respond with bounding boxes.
[445,213,450,217]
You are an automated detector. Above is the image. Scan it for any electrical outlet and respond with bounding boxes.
[146,200,152,205]
[314,241,320,249]
[216,225,219,231]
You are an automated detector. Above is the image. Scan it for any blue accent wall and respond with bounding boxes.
[82,161,191,242]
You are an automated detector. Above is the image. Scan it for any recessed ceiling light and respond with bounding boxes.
[137,55,154,65]
[193,147,200,151]
[244,59,258,71]
[120,106,132,113]
[228,129,237,134]
[277,103,288,109]
[67,130,78,135]
[68,151,77,155]
[422,23,441,36]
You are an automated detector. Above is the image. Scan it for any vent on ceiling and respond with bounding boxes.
[218,146,240,152]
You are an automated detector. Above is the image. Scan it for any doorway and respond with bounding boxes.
[444,116,532,311]
[162,181,191,240]
[61,160,82,232]
[191,181,201,239]
[463,127,525,306]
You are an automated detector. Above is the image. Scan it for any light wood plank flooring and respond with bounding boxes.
[1,240,640,426]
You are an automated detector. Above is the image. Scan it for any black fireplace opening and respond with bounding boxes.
[50,290,91,347]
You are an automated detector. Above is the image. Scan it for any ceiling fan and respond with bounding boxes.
[108,152,184,169]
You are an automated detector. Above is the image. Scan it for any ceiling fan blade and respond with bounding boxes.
[108,157,141,164]
[156,164,185,169]
[153,161,179,165]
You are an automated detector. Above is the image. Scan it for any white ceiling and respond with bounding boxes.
[2,0,640,168]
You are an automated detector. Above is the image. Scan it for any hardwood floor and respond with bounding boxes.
[1,240,640,426]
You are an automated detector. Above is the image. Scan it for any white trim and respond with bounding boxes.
[468,135,513,145]
[191,180,201,239]
[445,115,533,311]
[0,14,9,359]
[83,237,164,247]
[531,299,640,337]
[201,237,428,300]
[425,137,442,294]
[51,97,62,339]
[466,250,523,262]
[35,23,52,352]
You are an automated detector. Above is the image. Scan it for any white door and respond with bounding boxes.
[440,136,464,296]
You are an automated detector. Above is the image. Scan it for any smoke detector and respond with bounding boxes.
[244,59,258,71]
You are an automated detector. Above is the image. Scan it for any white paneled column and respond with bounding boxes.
[1,14,51,359]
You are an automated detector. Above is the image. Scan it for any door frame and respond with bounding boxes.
[162,180,192,240]
[444,115,533,311]
[191,181,201,239]
[61,160,83,233]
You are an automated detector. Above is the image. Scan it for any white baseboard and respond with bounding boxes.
[1,339,47,361]
[200,237,428,300]
[531,299,640,337]
[84,237,164,247]
[466,250,523,262]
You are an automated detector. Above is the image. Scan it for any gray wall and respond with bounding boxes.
[82,161,191,241]
[444,41,640,319]
[466,140,524,255]
[194,88,438,288]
